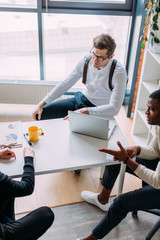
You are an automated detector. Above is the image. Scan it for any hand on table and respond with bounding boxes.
[0,148,16,159]
[23,147,35,158]
[63,107,89,120]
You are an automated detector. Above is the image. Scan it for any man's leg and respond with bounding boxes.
[2,207,54,240]
[41,97,77,120]
[40,92,95,120]
[99,164,122,203]
[91,185,160,239]
[81,157,160,211]
[81,164,121,211]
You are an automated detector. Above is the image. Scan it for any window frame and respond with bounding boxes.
[0,0,138,100]
[43,0,132,13]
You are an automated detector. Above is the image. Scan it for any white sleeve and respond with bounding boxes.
[43,58,85,104]
[134,162,160,189]
[88,68,127,116]
[138,126,160,160]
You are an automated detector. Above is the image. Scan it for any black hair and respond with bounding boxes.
[149,89,160,104]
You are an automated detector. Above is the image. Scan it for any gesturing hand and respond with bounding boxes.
[99,141,128,163]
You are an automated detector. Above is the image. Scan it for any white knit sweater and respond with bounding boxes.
[134,126,160,189]
[43,56,127,117]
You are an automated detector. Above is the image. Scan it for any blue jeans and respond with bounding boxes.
[92,158,160,239]
[40,92,95,120]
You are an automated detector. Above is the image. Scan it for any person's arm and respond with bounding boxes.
[63,107,89,120]
[138,126,160,160]
[32,58,85,120]
[0,147,35,197]
[99,141,160,189]
[134,162,160,189]
[88,67,127,116]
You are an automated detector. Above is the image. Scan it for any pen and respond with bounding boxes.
[23,134,32,146]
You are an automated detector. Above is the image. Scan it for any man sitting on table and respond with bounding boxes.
[0,147,54,240]
[78,89,160,240]
[32,33,127,121]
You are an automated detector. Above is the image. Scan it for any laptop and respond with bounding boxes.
[68,111,116,140]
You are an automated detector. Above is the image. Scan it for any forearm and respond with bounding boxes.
[134,162,160,189]
[138,127,159,159]
[38,100,47,108]
[22,156,34,180]
[9,157,34,197]
[138,145,159,160]
[125,158,139,172]
[0,157,35,198]
[88,104,119,117]
[125,157,160,189]
[43,69,82,104]
[20,156,35,195]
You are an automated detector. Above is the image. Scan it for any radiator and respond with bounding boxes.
[0,83,55,104]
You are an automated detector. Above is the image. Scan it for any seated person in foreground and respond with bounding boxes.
[78,89,160,240]
[0,147,54,240]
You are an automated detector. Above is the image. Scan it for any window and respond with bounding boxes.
[0,0,135,84]
[49,0,125,2]
[44,13,130,83]
[45,0,132,11]
[0,12,39,80]
[0,0,37,8]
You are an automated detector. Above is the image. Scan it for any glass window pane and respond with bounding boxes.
[0,0,37,8]
[49,0,125,3]
[0,12,40,80]
[44,14,130,84]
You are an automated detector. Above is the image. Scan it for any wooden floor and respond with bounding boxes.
[15,106,141,214]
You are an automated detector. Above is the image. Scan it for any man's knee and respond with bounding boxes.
[104,165,120,177]
[113,195,123,208]
[112,194,130,215]
[39,206,54,226]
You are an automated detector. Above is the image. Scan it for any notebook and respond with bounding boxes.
[0,121,22,148]
[68,111,116,140]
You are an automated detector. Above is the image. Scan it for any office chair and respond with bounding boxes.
[132,209,160,240]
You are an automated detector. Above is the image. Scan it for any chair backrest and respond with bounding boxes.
[132,209,160,240]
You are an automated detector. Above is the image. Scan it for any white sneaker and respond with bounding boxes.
[81,191,110,212]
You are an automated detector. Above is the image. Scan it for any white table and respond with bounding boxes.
[0,119,127,194]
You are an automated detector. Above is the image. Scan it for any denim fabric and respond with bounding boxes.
[39,92,95,120]
[92,158,160,239]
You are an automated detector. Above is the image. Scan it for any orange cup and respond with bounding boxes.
[28,126,43,142]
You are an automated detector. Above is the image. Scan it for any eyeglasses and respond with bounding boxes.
[90,48,109,62]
